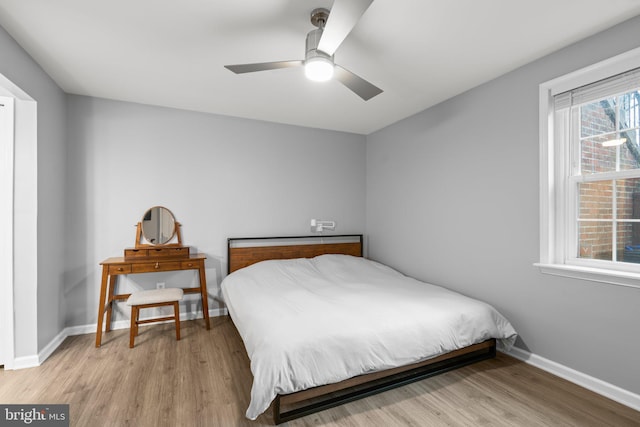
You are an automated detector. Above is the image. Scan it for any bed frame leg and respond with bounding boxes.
[273,396,282,425]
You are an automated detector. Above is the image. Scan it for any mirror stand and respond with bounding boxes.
[124,206,190,260]
[134,221,183,249]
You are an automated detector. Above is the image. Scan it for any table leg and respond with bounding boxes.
[105,275,117,332]
[95,267,109,347]
[198,262,210,330]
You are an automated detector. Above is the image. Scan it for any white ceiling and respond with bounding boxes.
[1,1,639,135]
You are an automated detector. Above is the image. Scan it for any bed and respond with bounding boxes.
[221,235,517,423]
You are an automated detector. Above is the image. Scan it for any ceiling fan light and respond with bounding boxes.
[305,57,334,82]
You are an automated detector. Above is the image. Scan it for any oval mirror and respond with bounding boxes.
[141,206,176,245]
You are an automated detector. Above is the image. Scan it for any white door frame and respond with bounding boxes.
[0,95,15,369]
[0,71,35,370]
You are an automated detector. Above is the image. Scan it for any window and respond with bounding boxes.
[539,47,640,288]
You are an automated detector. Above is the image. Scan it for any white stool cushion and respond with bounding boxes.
[126,288,184,306]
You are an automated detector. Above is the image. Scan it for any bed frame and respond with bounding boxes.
[227,234,365,274]
[227,235,497,424]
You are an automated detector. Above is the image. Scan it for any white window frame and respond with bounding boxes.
[538,46,640,289]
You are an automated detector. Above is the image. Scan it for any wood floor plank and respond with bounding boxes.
[0,316,638,426]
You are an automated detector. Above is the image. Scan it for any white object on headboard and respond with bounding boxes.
[310,219,336,233]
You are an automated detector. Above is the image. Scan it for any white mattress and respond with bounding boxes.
[221,254,517,420]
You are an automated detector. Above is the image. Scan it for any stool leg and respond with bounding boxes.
[174,301,181,341]
[134,307,139,337]
[129,306,137,348]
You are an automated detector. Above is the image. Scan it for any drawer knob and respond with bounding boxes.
[117,267,124,272]
[187,263,193,267]
[155,262,159,269]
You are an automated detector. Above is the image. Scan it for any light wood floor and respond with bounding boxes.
[1,316,639,426]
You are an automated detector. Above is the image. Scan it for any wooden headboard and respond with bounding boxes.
[227,235,363,274]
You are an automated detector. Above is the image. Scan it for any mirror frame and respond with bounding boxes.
[134,206,183,248]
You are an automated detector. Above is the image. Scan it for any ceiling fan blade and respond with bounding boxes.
[317,0,374,56]
[334,65,382,101]
[224,60,303,74]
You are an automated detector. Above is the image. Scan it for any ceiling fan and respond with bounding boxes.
[224,0,382,101]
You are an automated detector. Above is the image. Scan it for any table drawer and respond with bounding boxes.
[131,261,182,273]
[124,249,148,259]
[147,247,190,258]
[109,264,132,274]
[181,260,200,269]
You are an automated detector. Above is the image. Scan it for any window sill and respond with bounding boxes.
[535,263,640,290]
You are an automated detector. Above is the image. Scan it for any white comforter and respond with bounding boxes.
[221,254,517,420]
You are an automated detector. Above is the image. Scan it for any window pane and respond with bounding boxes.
[619,91,640,171]
[616,178,640,219]
[578,221,612,260]
[618,136,640,171]
[580,136,616,174]
[578,181,612,219]
[618,222,640,263]
[619,91,640,133]
[578,180,613,260]
[617,177,640,263]
[580,91,640,174]
[581,98,616,138]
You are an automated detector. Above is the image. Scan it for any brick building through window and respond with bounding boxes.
[577,91,640,262]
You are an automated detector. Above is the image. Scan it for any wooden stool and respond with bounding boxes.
[126,288,184,348]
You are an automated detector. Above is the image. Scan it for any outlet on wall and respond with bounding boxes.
[156,282,165,289]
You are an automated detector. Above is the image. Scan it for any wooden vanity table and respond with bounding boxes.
[95,207,210,347]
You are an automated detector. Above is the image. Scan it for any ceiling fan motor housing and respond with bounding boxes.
[305,28,333,63]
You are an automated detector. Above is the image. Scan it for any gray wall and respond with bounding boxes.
[0,25,67,356]
[64,95,366,327]
[366,16,640,394]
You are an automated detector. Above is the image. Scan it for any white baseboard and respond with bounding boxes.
[9,308,228,370]
[37,327,68,365]
[505,346,640,412]
[11,354,39,370]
